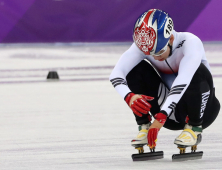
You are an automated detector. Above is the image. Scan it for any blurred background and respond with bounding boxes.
[0,0,221,43]
[0,1,222,170]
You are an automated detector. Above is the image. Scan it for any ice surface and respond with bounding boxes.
[0,43,221,170]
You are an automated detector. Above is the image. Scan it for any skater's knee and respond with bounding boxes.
[126,60,162,94]
[126,60,160,82]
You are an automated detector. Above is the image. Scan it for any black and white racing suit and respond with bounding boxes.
[109,30,220,130]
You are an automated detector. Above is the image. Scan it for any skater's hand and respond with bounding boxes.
[125,93,154,117]
[148,128,159,149]
[148,113,167,149]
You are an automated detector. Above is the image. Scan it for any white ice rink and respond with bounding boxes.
[0,43,221,170]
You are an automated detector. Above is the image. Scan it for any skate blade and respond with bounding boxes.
[172,151,203,162]
[132,151,164,161]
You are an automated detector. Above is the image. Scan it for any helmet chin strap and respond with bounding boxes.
[165,43,176,76]
[168,43,172,56]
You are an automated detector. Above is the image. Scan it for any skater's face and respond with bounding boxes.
[152,35,174,61]
[152,47,170,61]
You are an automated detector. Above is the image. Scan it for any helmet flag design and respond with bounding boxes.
[134,26,156,54]
[133,9,174,55]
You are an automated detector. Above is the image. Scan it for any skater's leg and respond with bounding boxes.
[200,64,220,128]
[163,119,184,130]
[174,63,220,149]
[126,60,168,125]
[202,88,220,129]
[126,60,167,156]
[126,60,162,149]
[175,63,220,128]
[126,60,184,130]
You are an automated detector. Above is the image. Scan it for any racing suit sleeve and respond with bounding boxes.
[109,43,145,98]
[160,37,205,116]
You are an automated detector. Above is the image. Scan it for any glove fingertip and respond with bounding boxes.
[136,112,142,117]
[142,95,154,101]
[132,108,141,117]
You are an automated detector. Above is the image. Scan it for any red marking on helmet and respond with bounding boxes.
[133,9,156,55]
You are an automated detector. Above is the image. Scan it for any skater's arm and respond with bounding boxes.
[148,113,167,149]
[109,43,145,98]
[160,37,204,116]
[110,44,154,116]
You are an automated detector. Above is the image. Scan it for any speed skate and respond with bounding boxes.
[172,124,203,161]
[172,145,203,162]
[131,123,163,161]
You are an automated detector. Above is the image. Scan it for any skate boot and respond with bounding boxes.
[174,124,202,150]
[131,122,164,161]
[172,124,203,161]
[131,123,151,153]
